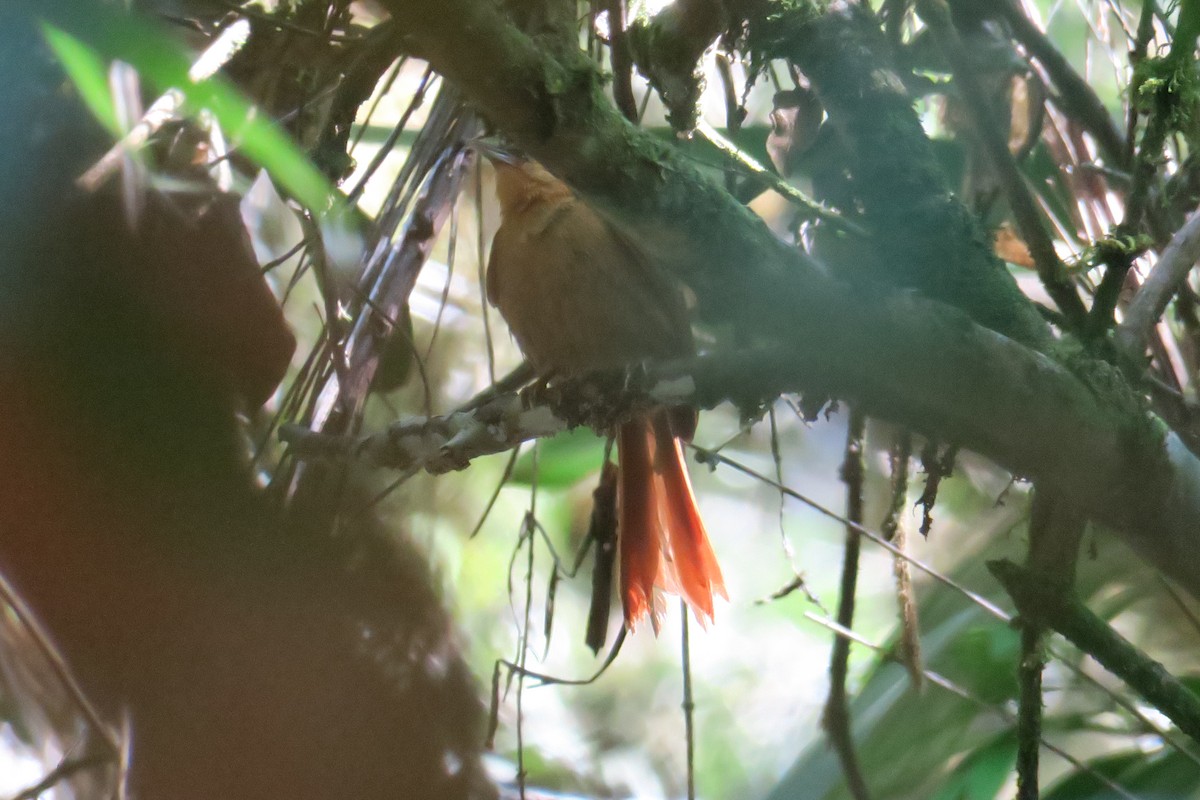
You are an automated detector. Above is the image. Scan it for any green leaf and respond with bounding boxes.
[511,428,606,488]
[930,730,1017,800]
[41,24,121,137]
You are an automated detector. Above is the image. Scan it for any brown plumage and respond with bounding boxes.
[485,157,726,630]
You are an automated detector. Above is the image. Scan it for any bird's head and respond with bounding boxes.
[470,137,571,213]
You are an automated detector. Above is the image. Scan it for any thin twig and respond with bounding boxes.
[823,409,872,800]
[424,191,460,361]
[1021,487,1088,800]
[681,599,696,800]
[476,160,498,384]
[486,629,628,748]
[349,56,406,154]
[713,53,742,196]
[468,445,522,539]
[1124,0,1158,168]
[768,407,791,559]
[515,443,539,800]
[344,66,436,205]
[1158,575,1200,641]
[259,235,311,274]
[1016,620,1045,800]
[693,446,1012,622]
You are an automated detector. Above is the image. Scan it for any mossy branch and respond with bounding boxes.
[990,558,1200,744]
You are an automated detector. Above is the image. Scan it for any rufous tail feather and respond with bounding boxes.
[651,412,727,621]
[617,412,726,631]
[618,419,661,630]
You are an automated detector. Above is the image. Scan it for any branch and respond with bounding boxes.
[280,393,568,473]
[626,0,729,131]
[1117,204,1200,359]
[989,558,1200,745]
[286,328,1200,600]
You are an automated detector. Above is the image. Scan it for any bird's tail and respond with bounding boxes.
[617,411,726,631]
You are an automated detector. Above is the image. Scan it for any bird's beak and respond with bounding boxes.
[469,136,524,166]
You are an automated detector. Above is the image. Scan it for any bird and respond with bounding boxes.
[480,145,726,631]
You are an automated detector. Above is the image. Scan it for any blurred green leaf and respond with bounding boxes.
[512,428,606,488]
[929,730,1017,800]
[944,623,1021,705]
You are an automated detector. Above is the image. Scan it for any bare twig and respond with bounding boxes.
[1158,575,1200,641]
[486,629,628,748]
[1117,205,1200,359]
[602,0,638,122]
[1016,617,1045,800]
[1124,0,1158,167]
[476,161,498,384]
[823,410,872,800]
[681,600,696,800]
